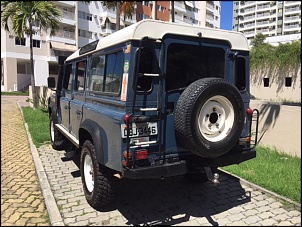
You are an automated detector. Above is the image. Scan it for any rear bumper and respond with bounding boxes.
[199,148,256,167]
[122,160,187,179]
[122,149,256,179]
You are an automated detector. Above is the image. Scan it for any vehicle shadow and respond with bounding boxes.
[66,153,251,226]
[112,172,251,226]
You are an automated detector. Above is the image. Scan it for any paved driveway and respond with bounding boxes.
[38,144,301,226]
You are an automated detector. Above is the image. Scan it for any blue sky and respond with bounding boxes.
[220,1,233,30]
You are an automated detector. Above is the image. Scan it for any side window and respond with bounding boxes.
[89,51,123,94]
[62,63,73,91]
[137,49,153,92]
[75,60,86,91]
[89,54,105,92]
[104,52,123,93]
[235,57,246,91]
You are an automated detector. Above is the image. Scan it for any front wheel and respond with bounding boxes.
[50,117,66,150]
[80,140,116,209]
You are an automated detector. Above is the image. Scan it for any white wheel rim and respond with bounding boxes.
[83,150,94,193]
[198,95,235,142]
[50,120,55,142]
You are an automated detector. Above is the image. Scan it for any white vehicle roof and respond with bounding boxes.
[67,19,250,61]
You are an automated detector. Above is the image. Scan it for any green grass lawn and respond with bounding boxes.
[2,91,29,96]
[21,106,301,204]
[222,146,301,203]
[22,107,50,148]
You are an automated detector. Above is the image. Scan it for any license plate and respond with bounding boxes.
[121,122,158,138]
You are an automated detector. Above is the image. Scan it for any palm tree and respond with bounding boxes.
[1,1,62,109]
[101,1,136,31]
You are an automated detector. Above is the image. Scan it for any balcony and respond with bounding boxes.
[245,1,256,6]
[62,11,75,20]
[54,29,75,39]
[256,28,269,33]
[285,15,300,21]
[57,1,75,7]
[284,7,301,13]
[257,4,270,10]
[257,13,270,18]
[206,3,214,10]
[284,24,300,30]
[256,20,270,26]
[174,1,186,12]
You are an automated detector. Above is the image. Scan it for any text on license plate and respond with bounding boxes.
[121,122,157,138]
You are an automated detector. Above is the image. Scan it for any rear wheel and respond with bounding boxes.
[80,140,116,209]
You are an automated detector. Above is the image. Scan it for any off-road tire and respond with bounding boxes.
[50,117,66,150]
[80,140,116,209]
[174,78,245,158]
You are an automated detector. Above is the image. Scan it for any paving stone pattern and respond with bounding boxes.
[1,98,50,226]
[38,144,301,226]
[1,96,301,226]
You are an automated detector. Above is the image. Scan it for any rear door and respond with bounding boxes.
[60,63,73,131]
[69,59,87,139]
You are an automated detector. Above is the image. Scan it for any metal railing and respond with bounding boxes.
[18,78,31,92]
[55,29,75,39]
[62,11,75,20]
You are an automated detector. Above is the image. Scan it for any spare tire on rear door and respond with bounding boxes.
[174,77,245,158]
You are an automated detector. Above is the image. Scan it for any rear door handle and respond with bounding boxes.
[76,109,82,115]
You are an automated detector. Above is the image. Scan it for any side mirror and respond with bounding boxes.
[47,77,56,89]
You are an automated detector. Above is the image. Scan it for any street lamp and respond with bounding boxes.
[237,15,244,32]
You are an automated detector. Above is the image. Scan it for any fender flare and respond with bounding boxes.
[80,119,106,165]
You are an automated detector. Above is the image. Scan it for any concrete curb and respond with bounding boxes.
[17,103,65,226]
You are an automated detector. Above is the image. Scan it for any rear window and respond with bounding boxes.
[166,43,225,92]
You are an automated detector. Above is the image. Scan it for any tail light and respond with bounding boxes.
[246,108,253,115]
[123,113,132,124]
[135,149,148,160]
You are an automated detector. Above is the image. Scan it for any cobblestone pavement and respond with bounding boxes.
[37,148,301,226]
[1,96,301,226]
[1,96,50,226]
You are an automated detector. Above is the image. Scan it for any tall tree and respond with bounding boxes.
[101,1,136,31]
[1,1,62,109]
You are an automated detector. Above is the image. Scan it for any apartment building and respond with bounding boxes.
[232,1,301,45]
[232,1,301,103]
[1,1,221,92]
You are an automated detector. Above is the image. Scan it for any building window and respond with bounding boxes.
[86,13,92,21]
[285,77,292,87]
[263,78,269,87]
[78,29,86,37]
[32,39,41,48]
[78,11,85,19]
[15,37,26,46]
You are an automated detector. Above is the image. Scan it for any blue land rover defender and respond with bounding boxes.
[47,20,258,210]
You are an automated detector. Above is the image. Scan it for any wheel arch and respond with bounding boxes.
[79,119,105,165]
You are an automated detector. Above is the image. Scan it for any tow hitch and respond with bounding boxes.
[204,167,220,184]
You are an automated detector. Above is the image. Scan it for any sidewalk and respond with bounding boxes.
[1,96,50,226]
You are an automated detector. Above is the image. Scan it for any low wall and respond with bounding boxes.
[250,100,301,158]
[28,86,54,108]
